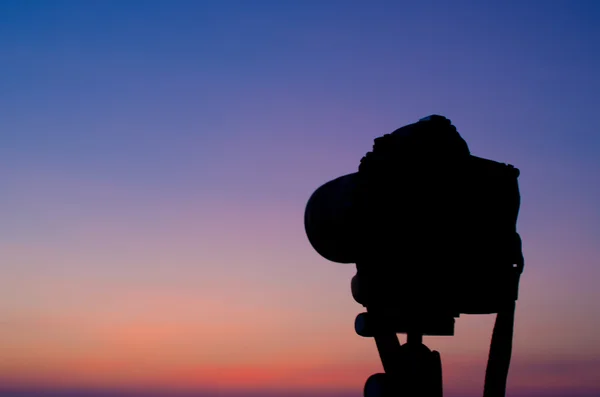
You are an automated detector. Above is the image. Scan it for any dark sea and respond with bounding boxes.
[2,389,600,397]
[0,389,359,397]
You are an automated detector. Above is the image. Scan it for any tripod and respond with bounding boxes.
[355,312,445,397]
[355,305,516,397]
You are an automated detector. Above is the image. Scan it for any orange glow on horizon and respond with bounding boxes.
[3,349,600,396]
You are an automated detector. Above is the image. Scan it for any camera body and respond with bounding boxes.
[304,116,523,333]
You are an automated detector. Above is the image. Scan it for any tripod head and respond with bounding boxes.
[304,115,524,397]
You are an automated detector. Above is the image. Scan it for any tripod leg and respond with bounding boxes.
[362,332,402,397]
[363,337,444,397]
[374,332,403,374]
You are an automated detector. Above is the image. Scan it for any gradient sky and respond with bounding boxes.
[1,1,600,396]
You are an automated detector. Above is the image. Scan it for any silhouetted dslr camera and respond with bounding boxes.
[304,115,524,335]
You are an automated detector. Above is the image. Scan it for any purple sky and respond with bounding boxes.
[1,1,599,396]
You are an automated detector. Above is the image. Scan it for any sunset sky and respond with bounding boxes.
[1,1,600,396]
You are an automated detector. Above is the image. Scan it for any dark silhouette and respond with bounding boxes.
[304,115,524,397]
